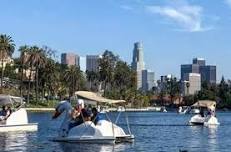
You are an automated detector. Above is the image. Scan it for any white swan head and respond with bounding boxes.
[52,100,72,119]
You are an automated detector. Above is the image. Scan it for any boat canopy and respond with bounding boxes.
[191,100,216,108]
[74,91,126,104]
[0,95,24,106]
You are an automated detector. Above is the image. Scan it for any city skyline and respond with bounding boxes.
[1,0,231,81]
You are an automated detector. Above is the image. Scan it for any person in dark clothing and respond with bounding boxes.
[0,106,11,121]
[91,107,99,125]
[69,108,85,129]
[200,108,204,117]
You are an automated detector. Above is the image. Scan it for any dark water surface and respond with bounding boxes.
[0,111,231,152]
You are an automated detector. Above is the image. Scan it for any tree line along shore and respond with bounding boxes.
[1,34,231,109]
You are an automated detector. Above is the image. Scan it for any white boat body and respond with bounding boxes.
[53,120,133,143]
[0,108,38,132]
[52,136,115,144]
[190,108,200,114]
[52,100,134,144]
[0,123,38,132]
[189,114,220,126]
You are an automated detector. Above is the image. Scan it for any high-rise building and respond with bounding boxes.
[61,53,80,67]
[86,55,100,72]
[142,70,155,91]
[181,64,200,80]
[131,42,145,71]
[182,73,201,95]
[193,58,206,66]
[199,65,216,84]
[131,42,145,90]
[80,56,86,72]
[181,58,216,84]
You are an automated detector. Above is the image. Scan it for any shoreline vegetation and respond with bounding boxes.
[1,34,231,109]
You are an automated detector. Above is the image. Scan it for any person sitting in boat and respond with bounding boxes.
[71,99,85,119]
[91,107,106,125]
[199,108,205,117]
[68,99,85,129]
[0,106,11,121]
[91,107,100,125]
[82,109,92,122]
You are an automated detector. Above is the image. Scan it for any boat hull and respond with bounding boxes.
[189,115,220,126]
[0,123,38,132]
[51,136,116,144]
[116,134,135,143]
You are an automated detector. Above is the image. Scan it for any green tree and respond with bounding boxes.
[30,47,46,102]
[114,61,133,99]
[197,81,217,101]
[18,45,30,96]
[64,65,84,96]
[167,77,181,104]
[99,50,119,94]
[39,58,59,100]
[86,70,99,91]
[0,34,15,91]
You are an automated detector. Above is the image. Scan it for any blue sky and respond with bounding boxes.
[1,0,231,81]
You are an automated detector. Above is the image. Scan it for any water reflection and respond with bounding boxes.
[0,132,28,152]
[59,143,132,152]
[187,125,219,151]
[208,126,218,151]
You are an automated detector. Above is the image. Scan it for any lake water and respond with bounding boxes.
[0,111,231,152]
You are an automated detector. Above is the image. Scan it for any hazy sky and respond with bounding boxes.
[1,0,231,81]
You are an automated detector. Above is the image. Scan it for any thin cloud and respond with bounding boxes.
[146,4,210,32]
[225,0,231,8]
[120,5,133,11]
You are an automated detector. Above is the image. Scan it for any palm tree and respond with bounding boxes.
[99,50,118,94]
[39,58,59,100]
[18,45,30,96]
[0,34,15,91]
[29,46,46,102]
[86,70,99,91]
[64,65,83,96]
[167,77,180,104]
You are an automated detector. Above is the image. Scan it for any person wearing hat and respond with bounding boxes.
[71,99,85,119]
[69,99,86,129]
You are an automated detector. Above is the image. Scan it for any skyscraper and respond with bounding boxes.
[131,42,145,90]
[61,53,80,67]
[131,42,145,71]
[193,58,206,66]
[181,58,216,84]
[200,65,216,84]
[86,55,100,72]
[142,70,155,91]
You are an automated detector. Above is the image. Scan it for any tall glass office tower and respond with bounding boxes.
[131,42,145,90]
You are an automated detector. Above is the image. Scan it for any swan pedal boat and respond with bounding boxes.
[189,100,220,126]
[51,91,134,144]
[0,95,38,132]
